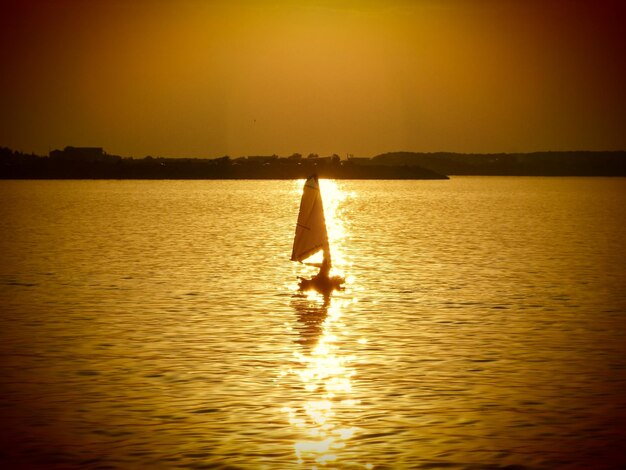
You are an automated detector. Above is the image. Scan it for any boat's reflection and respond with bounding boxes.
[284,292,364,468]
[291,293,329,349]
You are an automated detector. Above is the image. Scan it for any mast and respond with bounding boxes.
[322,232,331,269]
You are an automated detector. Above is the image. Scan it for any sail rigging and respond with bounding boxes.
[291,175,330,265]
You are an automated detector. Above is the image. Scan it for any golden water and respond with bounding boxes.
[0,178,625,469]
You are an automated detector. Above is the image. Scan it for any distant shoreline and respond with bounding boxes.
[2,147,625,179]
[0,159,449,180]
[1,147,448,180]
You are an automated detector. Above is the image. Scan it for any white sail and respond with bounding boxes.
[291,175,330,263]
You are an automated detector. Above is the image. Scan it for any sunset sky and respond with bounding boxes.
[1,0,624,158]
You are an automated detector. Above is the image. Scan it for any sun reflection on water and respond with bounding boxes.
[319,179,348,275]
[283,296,361,468]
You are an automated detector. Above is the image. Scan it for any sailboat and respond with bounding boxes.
[291,175,344,292]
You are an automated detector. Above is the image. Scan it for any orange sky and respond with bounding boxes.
[1,0,624,157]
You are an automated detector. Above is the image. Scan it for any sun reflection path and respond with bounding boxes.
[281,296,366,468]
[319,179,348,275]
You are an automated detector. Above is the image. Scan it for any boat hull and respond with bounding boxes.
[298,275,345,294]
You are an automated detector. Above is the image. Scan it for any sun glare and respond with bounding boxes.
[280,297,364,467]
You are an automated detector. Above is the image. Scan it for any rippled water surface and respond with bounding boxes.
[1,178,625,469]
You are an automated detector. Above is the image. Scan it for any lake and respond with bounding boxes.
[0,177,625,469]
